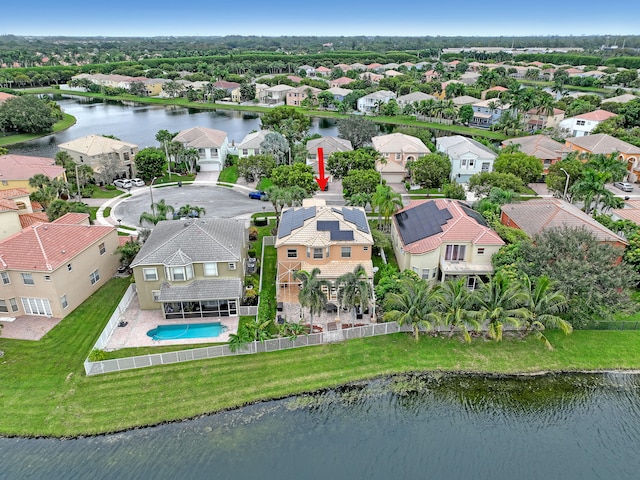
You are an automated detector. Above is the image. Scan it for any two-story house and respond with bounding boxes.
[173,127,229,172]
[326,86,352,103]
[0,154,66,192]
[558,109,617,137]
[396,92,437,110]
[372,133,431,184]
[286,86,321,106]
[0,189,48,240]
[356,90,396,114]
[523,108,565,132]
[131,218,248,319]
[275,199,374,308]
[564,133,640,182]
[0,213,119,320]
[502,135,571,174]
[470,99,512,128]
[391,199,505,289]
[259,85,293,105]
[237,130,270,159]
[436,135,496,183]
[306,137,353,179]
[58,135,138,182]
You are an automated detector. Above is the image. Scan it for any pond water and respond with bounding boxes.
[2,373,640,479]
[6,96,340,158]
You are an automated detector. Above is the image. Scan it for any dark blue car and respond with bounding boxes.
[248,191,267,200]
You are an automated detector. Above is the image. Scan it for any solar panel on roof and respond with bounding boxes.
[317,220,339,231]
[278,206,316,238]
[459,203,488,227]
[341,207,370,233]
[396,201,453,245]
[331,230,354,241]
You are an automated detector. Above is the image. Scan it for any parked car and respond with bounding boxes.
[131,178,145,187]
[113,179,133,189]
[248,191,268,200]
[614,182,633,192]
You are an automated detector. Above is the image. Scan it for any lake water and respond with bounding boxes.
[6,96,340,158]
[2,373,640,479]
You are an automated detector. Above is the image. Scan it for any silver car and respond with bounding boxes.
[614,182,633,192]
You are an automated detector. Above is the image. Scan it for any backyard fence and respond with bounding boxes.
[92,284,137,350]
[591,321,640,331]
[84,321,410,376]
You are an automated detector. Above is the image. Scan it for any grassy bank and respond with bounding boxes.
[2,277,640,437]
[0,113,76,147]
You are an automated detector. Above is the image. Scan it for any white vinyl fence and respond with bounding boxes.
[92,284,136,350]
[84,321,410,376]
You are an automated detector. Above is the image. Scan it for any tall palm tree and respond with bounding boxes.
[384,278,440,341]
[177,204,206,218]
[372,184,403,232]
[522,275,572,349]
[437,278,480,343]
[294,268,330,334]
[336,265,373,327]
[473,271,530,342]
[570,168,614,215]
[586,153,628,183]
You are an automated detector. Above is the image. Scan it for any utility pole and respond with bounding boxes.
[75,164,82,201]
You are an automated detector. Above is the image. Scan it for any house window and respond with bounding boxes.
[432,268,438,279]
[9,298,18,312]
[167,265,193,281]
[467,276,478,290]
[1,180,7,186]
[341,247,352,258]
[576,120,586,126]
[203,262,218,277]
[143,268,158,281]
[21,273,34,285]
[287,249,298,258]
[44,275,51,281]
[481,162,490,172]
[469,159,475,167]
[363,246,369,251]
[152,290,161,302]
[421,268,430,280]
[99,242,106,255]
[477,248,485,255]
[61,295,68,309]
[395,153,401,160]
[313,248,323,259]
[255,149,260,155]
[461,159,467,166]
[21,297,52,316]
[68,263,73,272]
[242,149,248,156]
[1,272,10,285]
[0,300,7,313]
[90,269,101,285]
[306,247,311,258]
[445,245,466,261]
[228,263,237,271]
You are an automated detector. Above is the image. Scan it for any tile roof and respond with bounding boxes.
[0,222,115,271]
[158,278,242,302]
[572,109,617,122]
[173,127,227,149]
[436,135,497,159]
[0,92,16,103]
[0,154,65,181]
[19,212,48,228]
[396,92,437,103]
[452,95,481,106]
[565,134,640,155]
[131,218,247,267]
[501,198,627,244]
[0,188,30,199]
[58,135,138,156]
[371,133,430,155]
[603,94,638,104]
[306,137,352,155]
[237,130,270,150]
[394,199,504,254]
[611,208,640,225]
[502,135,570,160]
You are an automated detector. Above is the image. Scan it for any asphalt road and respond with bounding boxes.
[112,184,274,227]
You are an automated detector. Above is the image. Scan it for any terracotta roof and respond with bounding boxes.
[0,92,16,103]
[52,212,91,225]
[0,222,115,271]
[573,109,617,122]
[173,127,227,149]
[0,154,65,181]
[502,135,570,160]
[371,133,430,155]
[0,188,30,199]
[611,209,640,225]
[19,212,49,228]
[0,199,18,212]
[565,134,640,155]
[306,137,352,155]
[501,198,627,244]
[394,199,504,254]
[58,135,138,156]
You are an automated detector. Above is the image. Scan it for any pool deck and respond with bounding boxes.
[103,295,239,350]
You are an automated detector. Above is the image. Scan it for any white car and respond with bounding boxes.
[131,178,145,187]
[113,179,133,189]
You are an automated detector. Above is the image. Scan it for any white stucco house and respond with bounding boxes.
[173,127,229,171]
[558,109,617,137]
[436,135,496,183]
[357,90,396,114]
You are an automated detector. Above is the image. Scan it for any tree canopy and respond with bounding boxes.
[337,116,379,149]
[493,151,543,184]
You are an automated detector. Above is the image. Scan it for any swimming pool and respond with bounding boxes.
[147,322,228,340]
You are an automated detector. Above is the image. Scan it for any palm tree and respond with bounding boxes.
[294,268,330,334]
[336,265,373,327]
[522,275,572,349]
[177,204,206,218]
[473,271,530,342]
[586,153,628,183]
[384,278,440,341]
[139,199,175,225]
[437,278,480,343]
[371,184,403,232]
[570,169,615,215]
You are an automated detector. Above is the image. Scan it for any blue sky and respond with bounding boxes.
[2,1,638,37]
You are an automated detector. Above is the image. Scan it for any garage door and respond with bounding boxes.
[199,161,221,172]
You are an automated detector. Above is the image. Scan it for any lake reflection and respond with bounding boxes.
[2,373,640,480]
[7,96,339,158]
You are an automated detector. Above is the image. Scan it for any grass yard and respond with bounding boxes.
[218,165,239,184]
[0,113,76,147]
[3,276,640,438]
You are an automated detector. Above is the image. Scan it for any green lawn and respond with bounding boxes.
[3,276,640,437]
[218,165,239,184]
[0,113,76,147]
[86,185,123,199]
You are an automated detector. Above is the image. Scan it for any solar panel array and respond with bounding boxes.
[278,207,316,238]
[395,201,453,245]
[317,219,354,241]
[459,203,489,227]
[332,207,369,233]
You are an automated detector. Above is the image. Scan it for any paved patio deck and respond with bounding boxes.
[103,295,239,350]
[0,315,62,341]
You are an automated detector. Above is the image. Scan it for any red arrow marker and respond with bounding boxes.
[315,147,329,191]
